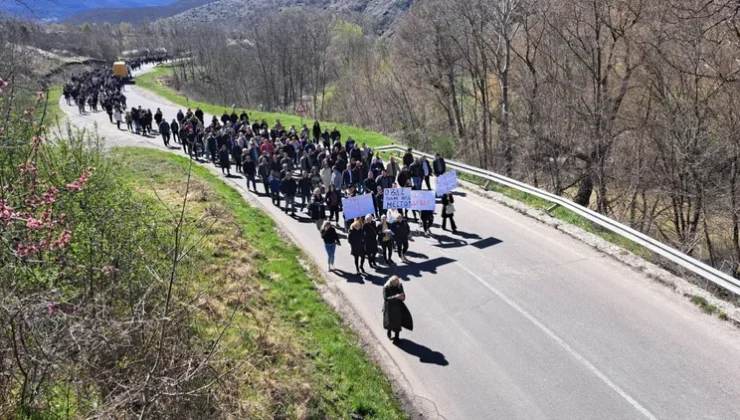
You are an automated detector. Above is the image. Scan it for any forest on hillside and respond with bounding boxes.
[154,0,740,281]
[2,0,740,279]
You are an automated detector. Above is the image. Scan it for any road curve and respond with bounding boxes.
[59,67,740,420]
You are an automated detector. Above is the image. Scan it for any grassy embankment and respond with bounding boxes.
[113,147,405,418]
[136,67,667,263]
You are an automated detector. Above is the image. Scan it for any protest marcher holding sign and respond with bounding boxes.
[436,170,458,197]
[410,190,436,211]
[383,187,412,209]
[342,193,376,221]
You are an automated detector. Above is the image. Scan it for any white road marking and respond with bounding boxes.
[445,254,659,420]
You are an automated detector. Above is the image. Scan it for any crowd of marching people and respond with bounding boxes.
[64,65,459,344]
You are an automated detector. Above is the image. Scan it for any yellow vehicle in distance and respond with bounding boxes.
[112,61,130,80]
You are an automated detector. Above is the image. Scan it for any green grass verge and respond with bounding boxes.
[112,147,406,419]
[135,66,398,149]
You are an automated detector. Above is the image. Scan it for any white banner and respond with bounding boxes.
[410,190,436,211]
[383,187,412,209]
[342,194,375,220]
[436,170,458,197]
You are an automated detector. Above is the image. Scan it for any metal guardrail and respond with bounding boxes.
[375,145,740,296]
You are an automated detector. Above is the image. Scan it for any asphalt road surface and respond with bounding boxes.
[60,66,740,420]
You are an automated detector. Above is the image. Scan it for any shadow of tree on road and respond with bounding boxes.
[396,339,449,366]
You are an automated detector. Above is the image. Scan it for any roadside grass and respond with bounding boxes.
[112,147,405,419]
[691,295,719,315]
[134,65,397,148]
[45,85,63,124]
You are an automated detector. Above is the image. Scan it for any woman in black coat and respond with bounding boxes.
[391,214,411,261]
[348,219,366,275]
[441,192,457,232]
[383,275,413,343]
[363,215,379,268]
[242,154,257,191]
[309,188,326,230]
[218,144,231,176]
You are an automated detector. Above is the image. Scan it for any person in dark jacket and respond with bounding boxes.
[258,158,271,195]
[383,275,413,343]
[243,154,257,191]
[171,119,180,143]
[403,148,414,167]
[159,120,170,147]
[363,215,379,269]
[441,192,457,232]
[420,209,434,235]
[231,143,243,173]
[433,153,446,176]
[269,171,282,206]
[377,215,394,265]
[397,168,409,191]
[392,214,411,261]
[309,188,326,230]
[219,144,231,176]
[207,133,218,163]
[320,221,340,271]
[325,185,342,224]
[348,219,366,275]
[312,120,322,141]
[280,172,298,214]
[409,158,423,190]
[374,187,385,218]
[298,171,313,211]
[154,108,163,126]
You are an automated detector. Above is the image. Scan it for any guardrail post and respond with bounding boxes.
[483,180,490,190]
[545,203,560,216]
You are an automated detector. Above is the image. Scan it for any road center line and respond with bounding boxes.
[441,253,658,420]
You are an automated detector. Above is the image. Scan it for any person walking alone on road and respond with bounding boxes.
[349,219,366,275]
[363,214,379,269]
[383,275,413,344]
[392,214,411,262]
[219,144,231,176]
[321,220,340,271]
[441,192,457,232]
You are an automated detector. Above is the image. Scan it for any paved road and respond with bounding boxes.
[60,67,740,420]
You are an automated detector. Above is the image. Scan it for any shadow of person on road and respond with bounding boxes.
[395,339,449,366]
[373,257,455,281]
[452,230,482,241]
[431,233,467,249]
[225,174,243,179]
[333,268,365,284]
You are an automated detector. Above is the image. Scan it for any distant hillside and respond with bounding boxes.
[163,0,413,32]
[0,0,176,22]
[64,0,216,25]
